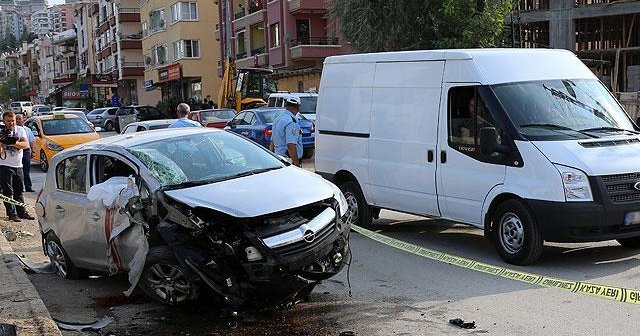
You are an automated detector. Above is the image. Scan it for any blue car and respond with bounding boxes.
[225,108,315,159]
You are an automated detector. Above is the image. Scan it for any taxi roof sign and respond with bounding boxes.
[52,111,66,119]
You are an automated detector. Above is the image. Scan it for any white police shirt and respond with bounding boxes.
[0,126,27,168]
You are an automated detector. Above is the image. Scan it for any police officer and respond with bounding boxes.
[269,96,303,167]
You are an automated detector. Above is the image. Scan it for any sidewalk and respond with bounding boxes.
[1,224,61,335]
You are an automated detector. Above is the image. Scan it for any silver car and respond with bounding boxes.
[86,107,118,131]
[120,119,177,134]
[36,128,350,307]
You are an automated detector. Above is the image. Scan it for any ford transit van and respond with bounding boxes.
[315,49,640,265]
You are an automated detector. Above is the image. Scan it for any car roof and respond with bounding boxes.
[269,92,317,98]
[78,127,221,150]
[192,108,235,113]
[33,114,81,121]
[125,119,178,127]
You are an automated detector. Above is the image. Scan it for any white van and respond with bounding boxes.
[10,101,33,116]
[315,49,640,265]
[268,92,318,121]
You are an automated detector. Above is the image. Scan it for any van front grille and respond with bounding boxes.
[600,172,640,204]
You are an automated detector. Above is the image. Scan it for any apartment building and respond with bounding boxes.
[141,0,220,105]
[50,4,75,33]
[51,29,80,105]
[216,0,351,92]
[36,35,55,101]
[31,9,51,36]
[93,0,160,105]
[17,42,40,100]
[0,0,47,39]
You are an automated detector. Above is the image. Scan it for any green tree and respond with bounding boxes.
[330,0,512,52]
[0,73,27,103]
[1,27,17,52]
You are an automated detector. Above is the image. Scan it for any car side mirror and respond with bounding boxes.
[480,127,510,156]
[227,120,235,128]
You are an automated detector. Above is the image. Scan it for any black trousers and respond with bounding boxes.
[0,165,28,217]
[22,149,32,191]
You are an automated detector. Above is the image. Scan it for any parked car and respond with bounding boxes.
[315,48,640,265]
[121,119,177,133]
[24,113,100,172]
[36,127,350,307]
[114,105,164,132]
[10,101,33,117]
[57,110,90,124]
[86,107,119,131]
[189,109,236,128]
[225,107,315,159]
[32,105,52,116]
[52,107,89,114]
[267,92,318,121]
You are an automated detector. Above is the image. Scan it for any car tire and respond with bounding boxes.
[491,199,543,265]
[104,121,114,132]
[39,150,48,172]
[44,232,83,279]
[302,148,314,160]
[616,237,640,248]
[139,246,199,305]
[339,180,373,228]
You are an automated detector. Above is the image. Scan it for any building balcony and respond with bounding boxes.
[236,52,268,68]
[109,15,116,26]
[288,0,326,14]
[119,8,140,23]
[120,40,142,49]
[99,18,110,34]
[289,37,344,60]
[121,61,144,77]
[233,8,265,30]
[111,41,118,53]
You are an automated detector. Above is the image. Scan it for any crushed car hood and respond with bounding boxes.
[164,166,335,217]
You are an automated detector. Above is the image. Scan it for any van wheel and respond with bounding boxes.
[139,246,199,305]
[40,150,49,172]
[492,199,543,265]
[45,232,83,279]
[339,180,372,227]
[616,237,640,248]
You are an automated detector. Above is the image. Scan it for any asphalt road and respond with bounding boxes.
[15,131,640,335]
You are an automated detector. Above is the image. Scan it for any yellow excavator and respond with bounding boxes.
[217,57,278,112]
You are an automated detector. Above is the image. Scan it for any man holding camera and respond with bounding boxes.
[0,111,35,222]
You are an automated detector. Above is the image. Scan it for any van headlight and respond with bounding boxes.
[329,183,348,217]
[554,164,593,202]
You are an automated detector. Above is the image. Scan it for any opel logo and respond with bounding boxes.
[634,181,640,191]
[303,229,316,243]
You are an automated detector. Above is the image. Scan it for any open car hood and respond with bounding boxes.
[164,166,335,218]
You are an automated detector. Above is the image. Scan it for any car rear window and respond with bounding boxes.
[42,118,94,135]
[88,109,105,115]
[10,103,19,107]
[149,124,170,130]
[260,110,285,123]
[200,110,235,121]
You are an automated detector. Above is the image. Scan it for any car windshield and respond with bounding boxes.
[492,79,636,141]
[42,118,94,135]
[200,110,236,121]
[37,106,51,112]
[299,96,317,115]
[127,131,285,187]
[88,109,105,115]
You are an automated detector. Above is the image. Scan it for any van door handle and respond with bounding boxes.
[440,151,447,164]
[427,150,434,163]
[55,205,65,213]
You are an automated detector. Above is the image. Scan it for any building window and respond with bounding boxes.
[173,39,200,60]
[236,31,246,58]
[270,22,280,48]
[149,9,166,33]
[170,2,197,24]
[152,45,168,65]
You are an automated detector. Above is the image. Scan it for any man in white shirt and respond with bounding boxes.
[0,111,35,222]
[168,103,202,128]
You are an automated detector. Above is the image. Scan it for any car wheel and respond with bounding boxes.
[491,199,543,265]
[104,121,114,132]
[302,148,314,160]
[616,237,640,248]
[339,180,373,227]
[40,150,48,172]
[45,232,83,279]
[139,246,199,305]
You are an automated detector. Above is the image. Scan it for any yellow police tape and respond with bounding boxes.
[0,193,33,209]
[352,225,640,305]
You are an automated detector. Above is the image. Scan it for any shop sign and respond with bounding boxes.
[158,63,181,83]
[144,80,154,89]
[63,91,82,99]
[53,75,75,84]
[79,84,89,97]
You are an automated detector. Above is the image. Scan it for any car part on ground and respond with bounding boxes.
[53,316,113,332]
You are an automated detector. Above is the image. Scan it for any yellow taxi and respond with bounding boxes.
[24,113,100,172]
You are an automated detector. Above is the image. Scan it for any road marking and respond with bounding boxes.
[352,225,640,305]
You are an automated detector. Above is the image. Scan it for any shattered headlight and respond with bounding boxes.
[329,183,348,217]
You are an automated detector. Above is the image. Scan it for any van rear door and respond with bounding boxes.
[368,61,444,216]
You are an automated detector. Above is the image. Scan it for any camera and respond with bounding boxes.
[0,126,18,145]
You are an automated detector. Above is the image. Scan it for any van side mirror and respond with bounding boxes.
[480,127,510,156]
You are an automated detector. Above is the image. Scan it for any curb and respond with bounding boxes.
[0,231,62,336]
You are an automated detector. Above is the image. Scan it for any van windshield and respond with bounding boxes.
[300,96,317,115]
[492,79,637,141]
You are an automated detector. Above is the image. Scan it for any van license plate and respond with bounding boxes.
[624,211,640,226]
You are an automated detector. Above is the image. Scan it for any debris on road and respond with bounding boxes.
[1,226,17,241]
[53,316,114,332]
[16,230,34,238]
[449,318,477,329]
[4,253,56,274]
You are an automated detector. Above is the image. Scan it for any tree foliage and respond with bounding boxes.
[0,73,27,103]
[330,0,512,52]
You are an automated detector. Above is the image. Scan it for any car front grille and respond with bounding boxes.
[600,172,640,204]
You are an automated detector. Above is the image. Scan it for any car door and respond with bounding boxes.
[27,120,44,163]
[48,154,101,269]
[238,111,258,140]
[436,84,507,226]
[227,112,246,135]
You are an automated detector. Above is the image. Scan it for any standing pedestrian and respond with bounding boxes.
[168,103,202,128]
[269,96,303,167]
[0,111,35,222]
[14,114,35,192]
[205,95,213,109]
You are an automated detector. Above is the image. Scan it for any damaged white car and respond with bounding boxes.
[35,128,350,307]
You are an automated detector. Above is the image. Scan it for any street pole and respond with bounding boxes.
[223,0,233,64]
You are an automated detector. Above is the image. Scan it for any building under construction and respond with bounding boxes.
[510,0,640,119]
